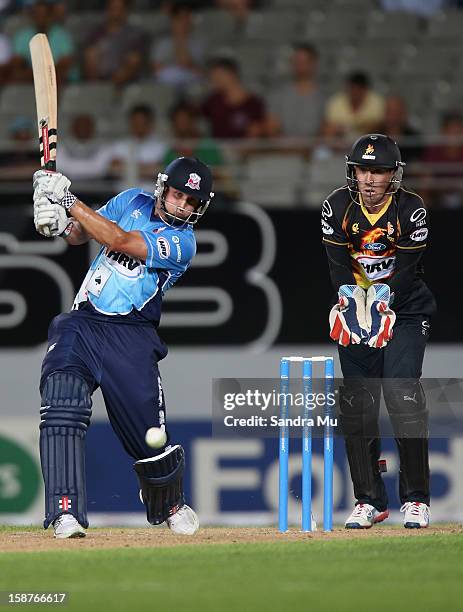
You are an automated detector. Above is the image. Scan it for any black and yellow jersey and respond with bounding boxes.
[321,185,436,316]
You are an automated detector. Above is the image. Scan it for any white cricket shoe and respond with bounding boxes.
[400,502,430,528]
[345,503,389,529]
[53,513,86,539]
[166,504,199,535]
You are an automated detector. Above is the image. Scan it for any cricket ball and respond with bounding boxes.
[145,427,167,449]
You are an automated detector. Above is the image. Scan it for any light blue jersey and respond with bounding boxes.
[73,188,196,325]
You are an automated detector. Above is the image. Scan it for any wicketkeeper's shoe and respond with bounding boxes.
[53,513,86,539]
[345,503,389,529]
[166,504,199,535]
[400,502,430,528]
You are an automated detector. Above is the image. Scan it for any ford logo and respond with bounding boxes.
[364,243,385,251]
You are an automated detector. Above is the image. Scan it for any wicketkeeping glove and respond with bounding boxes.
[329,285,369,346]
[366,284,396,348]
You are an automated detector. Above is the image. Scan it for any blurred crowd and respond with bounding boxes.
[1,0,463,208]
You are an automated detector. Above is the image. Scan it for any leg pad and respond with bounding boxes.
[40,372,92,528]
[134,445,185,525]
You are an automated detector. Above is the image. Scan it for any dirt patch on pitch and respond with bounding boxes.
[0,525,462,553]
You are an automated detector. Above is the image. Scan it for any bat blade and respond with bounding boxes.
[29,33,57,171]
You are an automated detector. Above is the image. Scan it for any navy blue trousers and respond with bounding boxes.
[338,316,431,508]
[41,310,169,460]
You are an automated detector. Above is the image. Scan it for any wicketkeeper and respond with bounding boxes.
[322,134,435,529]
[33,156,213,538]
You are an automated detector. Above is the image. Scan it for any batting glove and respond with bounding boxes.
[33,169,77,210]
[329,285,369,346]
[34,195,73,238]
[366,284,396,348]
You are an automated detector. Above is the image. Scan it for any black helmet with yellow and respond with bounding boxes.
[346,134,405,199]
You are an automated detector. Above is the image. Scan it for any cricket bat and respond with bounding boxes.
[29,33,57,171]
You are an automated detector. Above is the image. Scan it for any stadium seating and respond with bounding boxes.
[1,2,461,207]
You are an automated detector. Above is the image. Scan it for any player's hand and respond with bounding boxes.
[34,195,72,238]
[33,169,76,210]
[33,169,70,201]
[329,285,369,346]
[366,284,396,348]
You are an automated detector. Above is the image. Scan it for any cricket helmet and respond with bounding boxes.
[345,133,405,199]
[155,157,214,226]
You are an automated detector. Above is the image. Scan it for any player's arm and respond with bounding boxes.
[33,170,148,258]
[67,199,148,259]
[64,218,91,245]
[321,197,355,290]
[33,194,147,256]
[321,196,369,345]
[385,249,424,298]
[325,244,356,291]
[385,194,428,300]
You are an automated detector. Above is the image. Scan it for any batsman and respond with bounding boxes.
[322,134,435,529]
[33,156,213,538]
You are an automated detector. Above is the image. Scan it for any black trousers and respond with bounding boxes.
[338,315,431,510]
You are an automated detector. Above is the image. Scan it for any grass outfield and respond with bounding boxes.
[1,528,462,612]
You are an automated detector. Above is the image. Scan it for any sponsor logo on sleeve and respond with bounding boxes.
[157,236,170,259]
[322,200,333,219]
[322,219,334,235]
[410,208,426,223]
[170,235,182,262]
[410,228,428,242]
[170,236,182,261]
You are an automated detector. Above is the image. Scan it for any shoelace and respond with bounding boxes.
[352,504,369,517]
[53,515,66,528]
[400,502,423,516]
[168,504,182,519]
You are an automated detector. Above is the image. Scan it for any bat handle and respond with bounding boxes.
[43,160,56,172]
[40,160,59,233]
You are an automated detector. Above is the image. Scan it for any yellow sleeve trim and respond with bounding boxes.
[400,187,425,204]
[322,238,350,246]
[396,244,427,250]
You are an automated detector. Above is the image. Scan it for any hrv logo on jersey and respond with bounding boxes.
[104,248,143,278]
[355,255,396,281]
